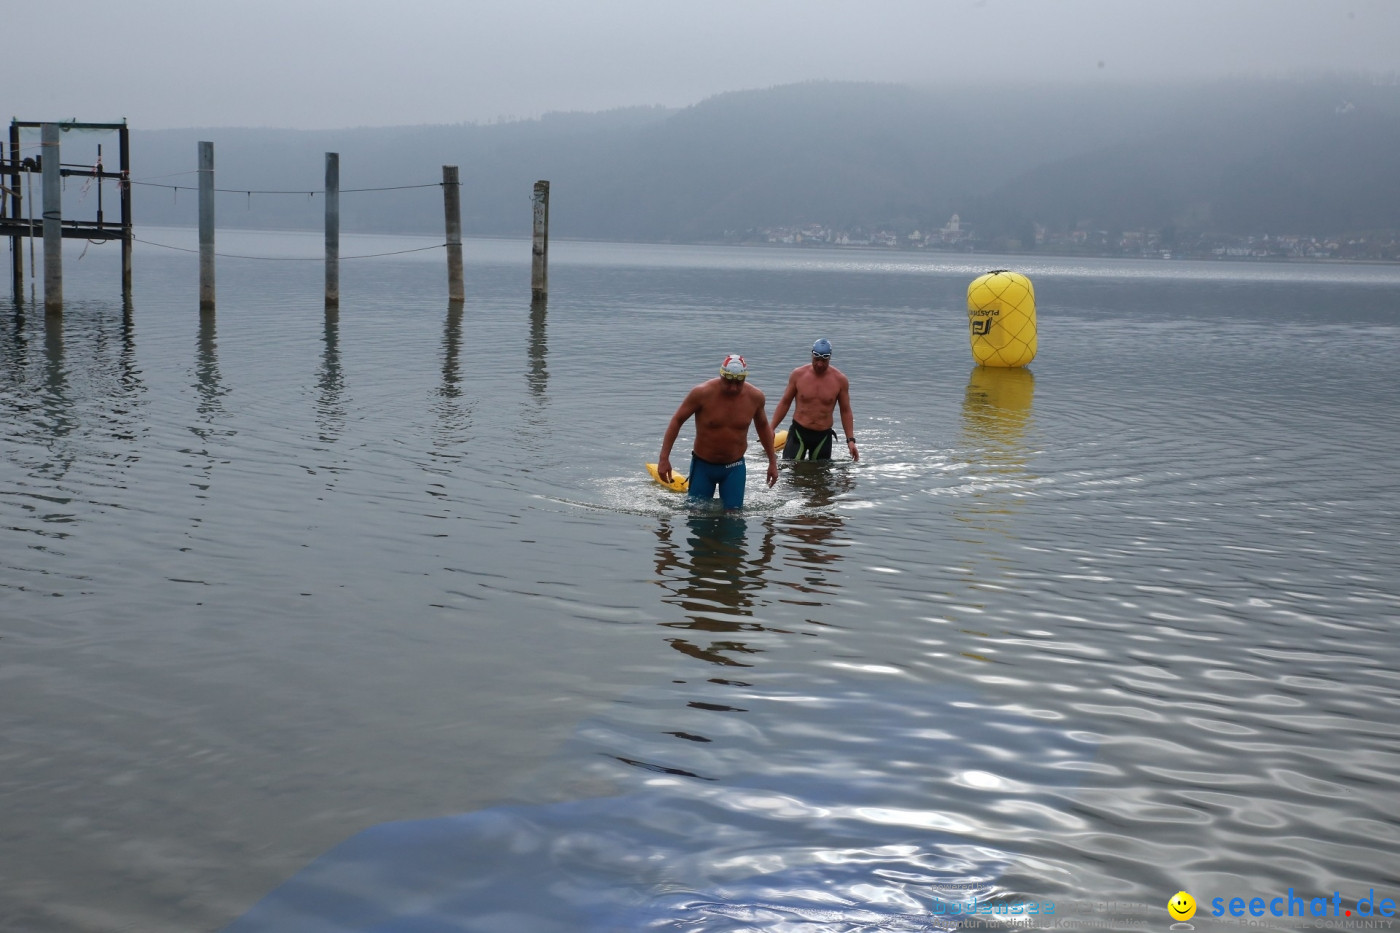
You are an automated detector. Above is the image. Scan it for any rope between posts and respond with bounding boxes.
[128,181,446,195]
[127,170,198,182]
[133,236,446,261]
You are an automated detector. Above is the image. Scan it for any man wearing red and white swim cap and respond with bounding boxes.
[657,354,779,509]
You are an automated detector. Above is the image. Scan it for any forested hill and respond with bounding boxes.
[124,77,1400,242]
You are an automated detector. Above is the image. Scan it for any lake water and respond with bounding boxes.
[3,231,1399,932]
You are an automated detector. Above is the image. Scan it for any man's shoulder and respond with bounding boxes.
[686,378,722,399]
[722,382,763,409]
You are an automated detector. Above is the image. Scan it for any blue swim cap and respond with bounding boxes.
[812,338,833,357]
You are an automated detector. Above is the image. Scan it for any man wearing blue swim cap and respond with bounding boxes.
[770,338,859,462]
[657,354,779,509]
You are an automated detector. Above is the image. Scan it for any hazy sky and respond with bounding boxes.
[14,0,1400,130]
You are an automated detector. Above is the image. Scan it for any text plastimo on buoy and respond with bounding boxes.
[967,270,1037,367]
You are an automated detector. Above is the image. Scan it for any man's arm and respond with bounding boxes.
[837,378,859,462]
[769,371,799,428]
[753,393,779,487]
[658,389,701,482]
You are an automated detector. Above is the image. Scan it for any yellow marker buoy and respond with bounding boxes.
[967,270,1036,367]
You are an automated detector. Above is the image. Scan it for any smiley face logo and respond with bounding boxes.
[1168,891,1197,921]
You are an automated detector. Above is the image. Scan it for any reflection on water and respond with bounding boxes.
[117,301,141,407]
[1,304,148,556]
[1,301,148,607]
[438,303,462,401]
[776,464,853,598]
[959,364,1035,492]
[316,307,345,444]
[433,302,473,448]
[224,489,1100,931]
[653,515,777,668]
[950,365,1037,663]
[193,310,229,435]
[527,294,548,402]
[187,311,231,540]
[38,315,78,492]
[955,364,1035,544]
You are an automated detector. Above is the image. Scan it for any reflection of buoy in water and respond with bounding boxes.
[962,365,1035,442]
[967,270,1036,367]
[959,365,1035,523]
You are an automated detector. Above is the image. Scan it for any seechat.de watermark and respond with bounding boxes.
[1167,888,1397,927]
[1208,889,1396,920]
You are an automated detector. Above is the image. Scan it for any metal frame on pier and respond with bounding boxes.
[3,119,133,304]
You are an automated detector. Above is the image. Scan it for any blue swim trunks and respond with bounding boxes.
[687,452,747,509]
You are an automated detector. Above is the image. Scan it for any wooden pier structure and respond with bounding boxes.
[2,120,133,309]
[4,121,552,311]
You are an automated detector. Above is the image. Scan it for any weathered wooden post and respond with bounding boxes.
[325,152,339,306]
[442,165,464,303]
[1,138,11,303]
[198,141,215,311]
[41,123,62,313]
[119,123,133,300]
[531,180,549,300]
[7,125,21,299]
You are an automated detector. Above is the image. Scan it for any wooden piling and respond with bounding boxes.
[528,295,548,398]
[198,141,215,311]
[120,124,132,300]
[7,124,20,299]
[325,152,339,307]
[41,123,62,314]
[442,165,463,302]
[531,180,549,300]
[1,138,8,300]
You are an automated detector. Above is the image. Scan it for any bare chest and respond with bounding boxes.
[795,374,840,407]
[696,399,755,432]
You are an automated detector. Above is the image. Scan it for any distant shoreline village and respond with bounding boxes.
[734,215,1400,263]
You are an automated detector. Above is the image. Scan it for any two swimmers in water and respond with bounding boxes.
[657,340,858,509]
